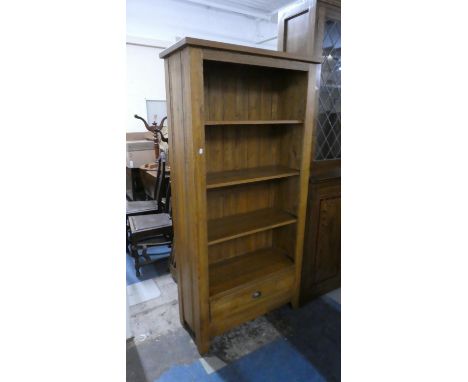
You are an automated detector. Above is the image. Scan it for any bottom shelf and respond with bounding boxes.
[209,247,294,297]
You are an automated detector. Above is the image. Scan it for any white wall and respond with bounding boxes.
[126,0,283,131]
[126,43,167,132]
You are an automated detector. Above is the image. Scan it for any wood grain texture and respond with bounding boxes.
[210,291,292,337]
[207,230,272,265]
[300,178,341,305]
[314,195,341,282]
[209,271,293,337]
[159,36,320,64]
[277,0,318,59]
[210,264,294,323]
[209,247,294,297]
[181,47,210,353]
[165,47,210,353]
[277,0,341,64]
[290,65,318,308]
[205,124,304,174]
[162,38,318,353]
[205,120,303,125]
[202,48,311,71]
[165,53,192,328]
[203,61,308,122]
[206,181,277,220]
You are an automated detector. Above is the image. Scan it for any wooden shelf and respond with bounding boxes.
[205,120,303,126]
[207,208,297,245]
[206,165,299,189]
[209,247,294,297]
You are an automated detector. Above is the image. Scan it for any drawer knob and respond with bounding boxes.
[252,291,262,299]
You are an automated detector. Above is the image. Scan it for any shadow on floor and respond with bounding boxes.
[127,329,201,382]
[127,339,148,382]
[128,297,340,382]
[126,249,171,286]
[265,298,341,381]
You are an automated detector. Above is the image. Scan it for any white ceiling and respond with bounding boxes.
[204,0,295,13]
[181,0,298,20]
[128,0,284,48]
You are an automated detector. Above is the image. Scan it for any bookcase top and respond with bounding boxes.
[159,37,320,64]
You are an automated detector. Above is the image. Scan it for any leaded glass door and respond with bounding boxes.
[311,3,341,175]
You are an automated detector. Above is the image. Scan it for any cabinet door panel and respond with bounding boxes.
[314,194,341,283]
[300,179,340,304]
[277,1,317,58]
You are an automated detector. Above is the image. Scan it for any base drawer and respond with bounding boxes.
[209,269,294,333]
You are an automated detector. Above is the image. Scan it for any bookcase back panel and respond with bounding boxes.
[206,179,298,220]
[273,224,297,261]
[203,61,308,121]
[277,177,300,216]
[207,224,297,266]
[278,124,304,171]
[208,230,272,264]
[205,125,281,172]
[207,182,276,219]
[205,124,304,173]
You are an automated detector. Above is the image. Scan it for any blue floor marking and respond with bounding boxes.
[126,246,171,285]
[321,295,341,312]
[155,338,326,382]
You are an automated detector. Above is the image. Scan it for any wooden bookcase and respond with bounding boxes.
[160,38,319,353]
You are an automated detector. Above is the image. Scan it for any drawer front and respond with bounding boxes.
[210,269,294,321]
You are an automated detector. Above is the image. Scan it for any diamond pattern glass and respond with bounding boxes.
[315,19,341,161]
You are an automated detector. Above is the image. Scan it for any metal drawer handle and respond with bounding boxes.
[252,291,262,299]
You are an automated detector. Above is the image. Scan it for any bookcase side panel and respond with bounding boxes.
[165,47,210,351]
[291,64,320,307]
[181,47,210,351]
[165,52,194,328]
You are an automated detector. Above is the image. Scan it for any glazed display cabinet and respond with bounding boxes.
[278,0,341,304]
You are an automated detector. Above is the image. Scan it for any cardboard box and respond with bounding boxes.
[126,131,153,141]
[126,137,155,168]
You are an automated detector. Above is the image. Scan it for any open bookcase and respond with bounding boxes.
[161,38,319,353]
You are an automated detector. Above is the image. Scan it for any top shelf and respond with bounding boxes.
[205,120,303,126]
[159,37,321,64]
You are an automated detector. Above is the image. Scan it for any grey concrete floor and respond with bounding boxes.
[127,261,201,381]
[127,259,341,382]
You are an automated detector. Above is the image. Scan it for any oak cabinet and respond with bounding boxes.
[160,37,319,353]
[278,0,341,304]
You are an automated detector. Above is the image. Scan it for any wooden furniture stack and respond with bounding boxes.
[127,159,173,277]
[160,38,320,353]
[278,0,341,304]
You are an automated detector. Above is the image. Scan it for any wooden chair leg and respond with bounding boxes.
[131,244,141,277]
[142,245,151,263]
[169,242,177,282]
[126,221,130,253]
